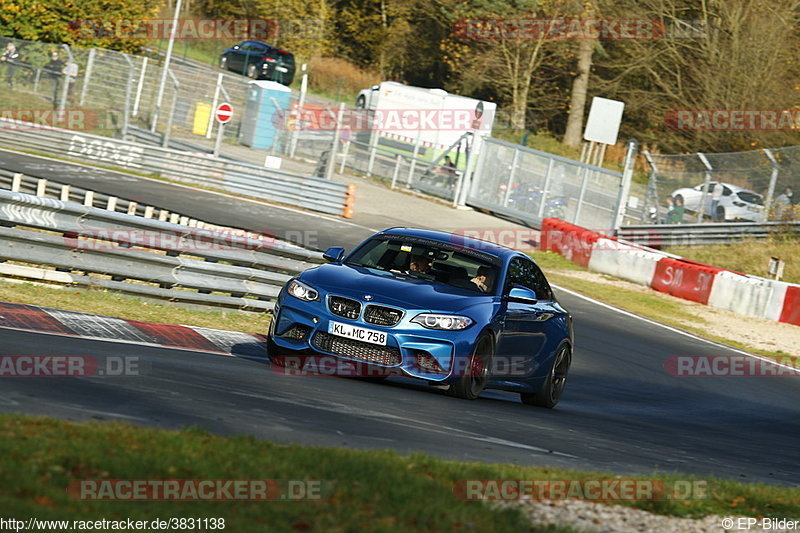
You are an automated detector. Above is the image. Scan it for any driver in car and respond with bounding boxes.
[408,254,433,274]
[470,266,493,292]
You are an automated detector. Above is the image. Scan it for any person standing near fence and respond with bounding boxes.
[43,51,64,107]
[710,182,723,221]
[62,58,78,105]
[774,186,794,221]
[0,43,20,89]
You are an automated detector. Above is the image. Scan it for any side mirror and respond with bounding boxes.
[506,286,537,305]
[323,246,345,262]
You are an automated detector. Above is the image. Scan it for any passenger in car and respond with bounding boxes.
[470,266,493,292]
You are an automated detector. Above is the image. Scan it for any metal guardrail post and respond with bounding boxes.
[696,152,713,223]
[763,148,780,217]
[79,48,95,107]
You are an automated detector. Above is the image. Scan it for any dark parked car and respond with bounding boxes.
[268,227,574,407]
[220,40,295,86]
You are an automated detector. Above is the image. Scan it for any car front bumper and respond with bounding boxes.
[269,296,482,382]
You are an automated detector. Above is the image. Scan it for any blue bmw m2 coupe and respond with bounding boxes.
[268,228,573,407]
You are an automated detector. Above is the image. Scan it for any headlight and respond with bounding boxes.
[411,313,473,330]
[287,280,319,302]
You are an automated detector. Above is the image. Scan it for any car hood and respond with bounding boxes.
[300,263,493,313]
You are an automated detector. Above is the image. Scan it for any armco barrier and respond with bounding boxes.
[0,189,324,310]
[650,258,722,305]
[0,117,354,218]
[540,218,605,268]
[588,239,662,287]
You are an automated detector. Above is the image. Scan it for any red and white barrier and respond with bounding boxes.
[538,218,800,327]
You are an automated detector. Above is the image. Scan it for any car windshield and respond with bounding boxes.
[346,236,500,293]
[736,191,763,205]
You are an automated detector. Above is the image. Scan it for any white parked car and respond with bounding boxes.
[671,182,766,222]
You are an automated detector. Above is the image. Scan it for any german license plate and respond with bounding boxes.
[276,66,288,73]
[328,321,387,345]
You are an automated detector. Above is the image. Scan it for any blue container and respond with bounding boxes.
[239,80,291,150]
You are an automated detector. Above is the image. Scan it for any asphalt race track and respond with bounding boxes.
[0,149,798,485]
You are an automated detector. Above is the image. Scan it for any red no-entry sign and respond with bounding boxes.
[215,103,233,124]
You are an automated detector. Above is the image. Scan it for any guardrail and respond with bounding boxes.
[0,117,355,218]
[0,189,324,311]
[618,221,800,246]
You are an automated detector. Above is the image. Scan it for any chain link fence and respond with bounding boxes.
[643,146,800,225]
[466,138,627,231]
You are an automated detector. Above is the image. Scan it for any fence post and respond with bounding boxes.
[205,72,223,139]
[121,54,135,139]
[612,139,638,231]
[696,152,713,223]
[642,150,660,224]
[573,166,590,226]
[325,103,345,180]
[162,77,179,149]
[456,133,480,207]
[289,63,308,158]
[537,158,555,219]
[763,148,780,218]
[132,57,148,118]
[502,148,520,207]
[79,48,95,107]
[408,131,423,185]
[366,132,378,177]
[391,154,402,189]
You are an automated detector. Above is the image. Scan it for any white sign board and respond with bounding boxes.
[583,97,624,145]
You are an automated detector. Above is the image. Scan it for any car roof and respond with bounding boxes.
[378,227,521,259]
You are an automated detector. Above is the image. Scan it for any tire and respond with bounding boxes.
[247,64,258,79]
[448,334,493,400]
[356,95,366,109]
[220,56,228,71]
[521,345,571,408]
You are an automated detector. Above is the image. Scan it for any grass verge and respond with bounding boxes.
[1,414,798,531]
[0,280,269,334]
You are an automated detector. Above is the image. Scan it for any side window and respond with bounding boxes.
[506,258,552,300]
